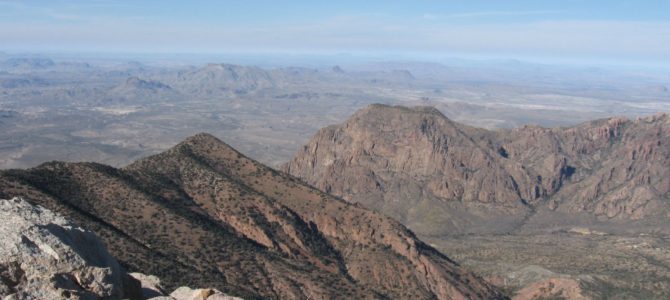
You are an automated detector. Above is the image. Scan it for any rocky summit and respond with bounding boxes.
[0,133,505,299]
[0,197,142,300]
[0,197,251,300]
[283,104,670,236]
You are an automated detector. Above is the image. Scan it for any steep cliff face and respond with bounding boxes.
[283,105,535,235]
[0,133,505,299]
[283,104,670,235]
[497,113,670,221]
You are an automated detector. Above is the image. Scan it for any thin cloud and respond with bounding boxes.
[425,10,563,20]
[0,1,152,24]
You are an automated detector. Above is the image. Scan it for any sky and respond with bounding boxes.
[1,0,669,67]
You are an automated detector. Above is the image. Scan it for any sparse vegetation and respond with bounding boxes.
[0,134,505,299]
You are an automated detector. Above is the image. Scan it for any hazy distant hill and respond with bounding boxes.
[2,57,55,70]
[0,77,50,89]
[104,76,177,104]
[170,63,276,96]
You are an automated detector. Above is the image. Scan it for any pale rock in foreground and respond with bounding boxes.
[130,273,243,300]
[168,286,242,300]
[0,197,140,300]
[130,272,168,299]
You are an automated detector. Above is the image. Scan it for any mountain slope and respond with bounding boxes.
[0,133,505,299]
[283,104,670,236]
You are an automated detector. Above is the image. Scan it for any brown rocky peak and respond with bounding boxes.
[284,104,533,236]
[177,132,233,151]
[154,133,247,167]
[362,103,443,115]
[284,104,670,236]
[350,104,458,128]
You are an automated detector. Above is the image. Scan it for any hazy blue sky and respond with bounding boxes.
[1,0,669,66]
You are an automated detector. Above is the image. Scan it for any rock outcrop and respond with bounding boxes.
[129,273,244,300]
[0,134,506,299]
[169,287,242,300]
[0,197,142,300]
[513,278,592,300]
[283,104,670,235]
[130,272,168,299]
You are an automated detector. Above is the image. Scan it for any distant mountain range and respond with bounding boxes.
[284,104,670,236]
[164,63,417,97]
[1,57,55,69]
[0,133,505,299]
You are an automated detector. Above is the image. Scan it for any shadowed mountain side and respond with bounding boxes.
[0,133,505,300]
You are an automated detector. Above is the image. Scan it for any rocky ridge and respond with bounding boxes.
[0,133,506,299]
[283,104,670,236]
